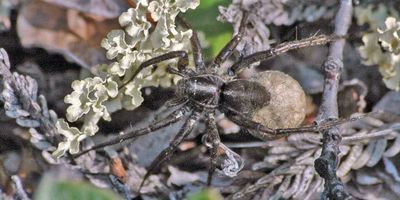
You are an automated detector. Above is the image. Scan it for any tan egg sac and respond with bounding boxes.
[251,71,306,129]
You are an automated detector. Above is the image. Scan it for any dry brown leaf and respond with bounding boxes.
[17,0,121,69]
[42,0,129,18]
[110,157,127,183]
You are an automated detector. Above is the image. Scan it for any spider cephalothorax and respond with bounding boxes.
[75,12,342,189]
[175,72,270,114]
[175,74,224,109]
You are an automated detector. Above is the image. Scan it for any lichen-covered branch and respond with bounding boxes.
[314,0,353,199]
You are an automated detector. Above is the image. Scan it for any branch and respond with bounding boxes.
[314,0,353,199]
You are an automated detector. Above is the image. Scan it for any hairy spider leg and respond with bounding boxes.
[119,51,190,89]
[227,113,309,141]
[225,107,351,141]
[139,112,202,191]
[204,113,221,186]
[209,12,249,70]
[73,108,186,158]
[228,34,342,76]
[176,16,205,72]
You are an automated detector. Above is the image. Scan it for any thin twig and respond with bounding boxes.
[342,128,397,144]
[314,0,353,200]
[11,175,30,200]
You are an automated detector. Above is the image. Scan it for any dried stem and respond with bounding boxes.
[314,0,353,199]
[0,48,59,144]
[11,175,31,200]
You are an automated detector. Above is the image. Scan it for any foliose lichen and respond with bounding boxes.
[53,0,199,157]
[52,119,86,158]
[356,4,400,90]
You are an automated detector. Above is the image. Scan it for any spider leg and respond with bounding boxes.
[227,112,342,141]
[139,111,202,191]
[176,16,205,72]
[166,65,190,77]
[164,97,189,109]
[203,113,221,186]
[120,51,189,89]
[227,34,342,76]
[73,107,187,158]
[207,147,218,186]
[209,12,249,70]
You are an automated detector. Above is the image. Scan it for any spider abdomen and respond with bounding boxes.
[221,79,271,116]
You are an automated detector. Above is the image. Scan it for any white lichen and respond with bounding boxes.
[356,4,400,91]
[358,33,387,66]
[119,3,151,44]
[54,0,199,157]
[52,119,86,158]
[101,30,132,60]
[378,17,400,54]
[354,4,389,30]
[64,77,118,123]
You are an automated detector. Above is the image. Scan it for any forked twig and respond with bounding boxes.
[314,0,353,199]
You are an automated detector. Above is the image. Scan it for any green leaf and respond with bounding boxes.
[34,179,123,200]
[183,0,232,58]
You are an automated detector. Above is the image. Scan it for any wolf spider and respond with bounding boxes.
[75,12,342,189]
